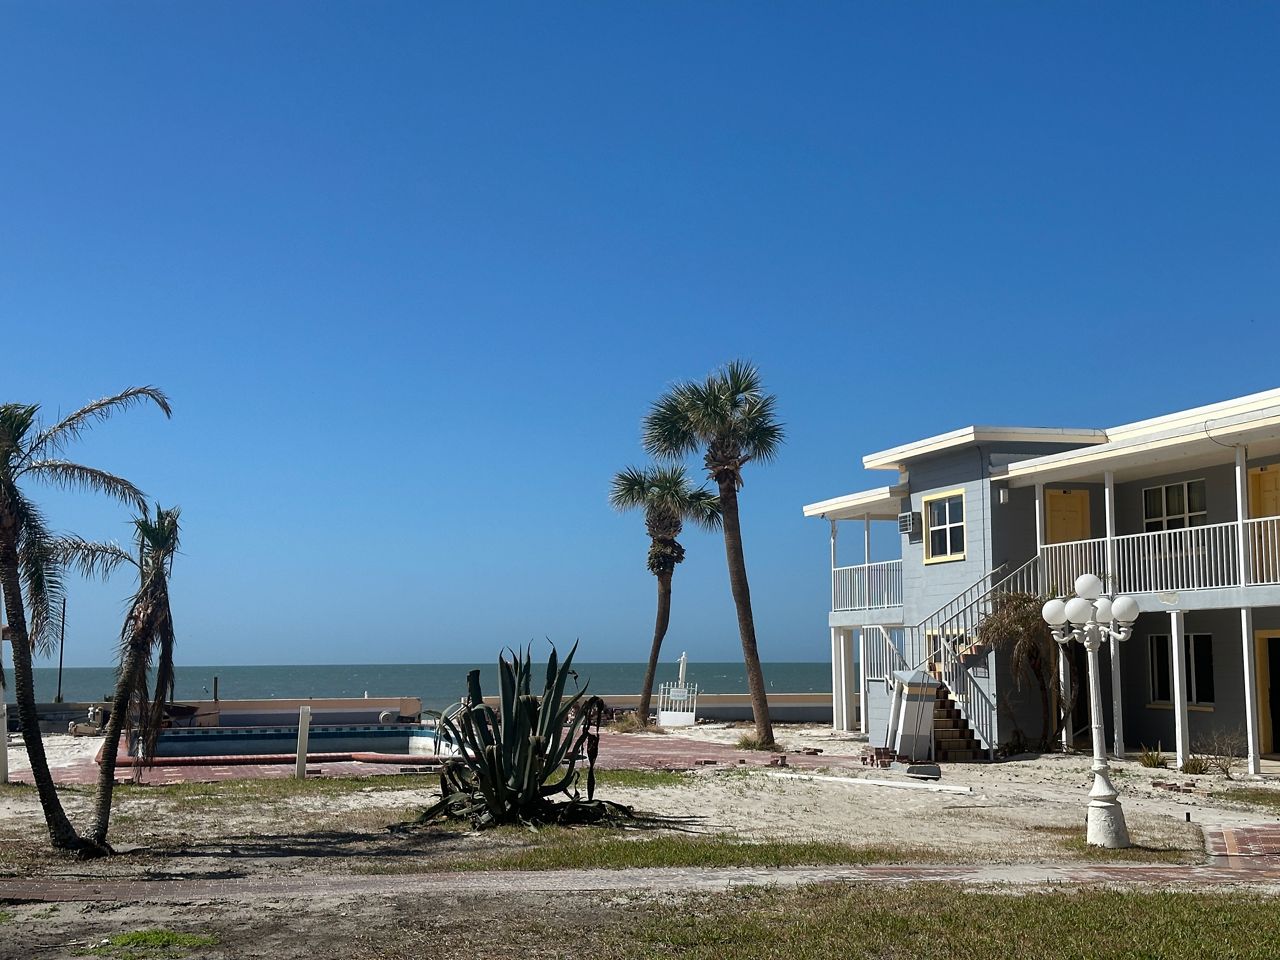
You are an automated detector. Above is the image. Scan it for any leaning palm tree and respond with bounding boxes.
[642,361,784,747]
[0,387,170,852]
[60,505,181,847]
[610,465,720,727]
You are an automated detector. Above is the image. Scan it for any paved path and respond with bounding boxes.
[3,828,1280,904]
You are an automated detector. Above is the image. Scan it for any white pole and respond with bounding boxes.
[1034,482,1045,552]
[295,705,312,779]
[1235,446,1250,586]
[829,520,838,610]
[1241,607,1261,775]
[1169,610,1190,771]
[863,516,871,565]
[858,629,869,735]
[0,701,8,785]
[1059,646,1072,752]
[1085,631,1130,848]
[841,631,857,731]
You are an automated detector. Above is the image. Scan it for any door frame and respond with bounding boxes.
[1256,630,1280,755]
[1045,488,1091,544]
[1250,465,1279,519]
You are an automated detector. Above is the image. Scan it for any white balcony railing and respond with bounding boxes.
[1039,518,1280,596]
[832,560,903,611]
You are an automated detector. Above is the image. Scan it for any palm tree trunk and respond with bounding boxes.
[0,536,83,851]
[637,570,673,726]
[715,480,775,747]
[90,645,145,847]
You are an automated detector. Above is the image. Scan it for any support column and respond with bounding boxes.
[1235,446,1250,586]
[1170,610,1191,771]
[830,627,843,731]
[863,516,871,565]
[1104,471,1116,591]
[1059,646,1073,751]
[1104,471,1124,758]
[1034,482,1045,552]
[1241,607,1261,775]
[858,629,869,735]
[841,631,857,732]
[829,520,839,610]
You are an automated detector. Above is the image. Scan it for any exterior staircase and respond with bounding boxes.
[929,678,983,762]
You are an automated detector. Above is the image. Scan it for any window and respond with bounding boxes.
[1148,634,1215,706]
[1143,479,1207,532]
[923,490,965,563]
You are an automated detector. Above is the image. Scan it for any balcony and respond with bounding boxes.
[1039,517,1280,598]
[832,559,903,611]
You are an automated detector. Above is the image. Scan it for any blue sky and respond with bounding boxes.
[1,4,1277,667]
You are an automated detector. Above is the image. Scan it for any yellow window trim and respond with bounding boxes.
[921,488,966,564]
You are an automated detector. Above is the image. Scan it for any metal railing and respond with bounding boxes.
[1247,517,1280,586]
[1113,522,1240,593]
[832,559,903,611]
[862,625,907,682]
[1040,537,1108,596]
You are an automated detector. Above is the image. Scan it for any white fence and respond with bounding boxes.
[656,682,698,727]
[832,560,903,611]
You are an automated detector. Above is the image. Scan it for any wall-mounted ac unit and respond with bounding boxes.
[898,512,919,535]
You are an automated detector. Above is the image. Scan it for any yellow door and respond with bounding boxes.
[1046,489,1090,544]
[1256,631,1280,755]
[1250,467,1280,583]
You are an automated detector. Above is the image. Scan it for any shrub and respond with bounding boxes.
[1181,756,1211,775]
[736,733,779,751]
[1195,727,1246,779]
[1138,744,1167,768]
[610,712,666,735]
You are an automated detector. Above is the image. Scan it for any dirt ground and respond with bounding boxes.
[3,727,1280,959]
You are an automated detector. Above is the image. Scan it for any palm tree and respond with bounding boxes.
[610,465,720,727]
[0,387,170,852]
[642,360,784,747]
[60,505,181,847]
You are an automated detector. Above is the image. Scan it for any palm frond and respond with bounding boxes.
[24,387,171,462]
[24,461,147,510]
[15,492,66,655]
[641,388,701,460]
[608,466,652,512]
[0,404,39,469]
[54,535,137,580]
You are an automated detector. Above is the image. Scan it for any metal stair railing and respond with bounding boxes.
[905,556,1044,758]
[863,624,908,686]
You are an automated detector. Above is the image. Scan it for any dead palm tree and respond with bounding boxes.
[60,505,181,847]
[610,465,720,727]
[0,387,170,852]
[642,361,784,747]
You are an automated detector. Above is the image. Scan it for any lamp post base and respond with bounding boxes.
[1086,771,1131,848]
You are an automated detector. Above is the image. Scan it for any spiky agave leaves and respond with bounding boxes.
[427,642,625,828]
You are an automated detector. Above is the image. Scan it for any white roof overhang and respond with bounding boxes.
[1001,405,1280,487]
[862,426,1107,472]
[802,485,908,521]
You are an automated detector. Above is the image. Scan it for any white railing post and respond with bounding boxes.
[296,704,312,779]
[1235,446,1250,586]
[829,520,839,610]
[858,628,869,735]
[830,627,843,731]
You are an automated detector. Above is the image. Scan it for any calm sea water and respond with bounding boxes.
[14,661,831,711]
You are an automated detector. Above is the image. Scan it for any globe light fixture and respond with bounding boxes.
[1042,578,1140,849]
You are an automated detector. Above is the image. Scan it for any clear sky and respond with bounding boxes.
[2,4,1277,667]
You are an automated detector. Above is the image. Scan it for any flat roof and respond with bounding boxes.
[862,426,1108,472]
[802,485,907,521]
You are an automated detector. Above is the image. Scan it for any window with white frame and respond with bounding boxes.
[923,490,965,563]
[1143,479,1208,532]
[1148,633,1214,706]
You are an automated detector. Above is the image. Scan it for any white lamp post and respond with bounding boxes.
[1042,573,1139,849]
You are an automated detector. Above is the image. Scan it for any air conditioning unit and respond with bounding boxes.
[897,512,919,535]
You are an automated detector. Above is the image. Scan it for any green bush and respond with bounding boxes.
[1139,744,1167,768]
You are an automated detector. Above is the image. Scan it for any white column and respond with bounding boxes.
[841,631,857,732]
[863,516,871,565]
[829,520,839,610]
[1103,471,1124,759]
[1059,646,1073,751]
[1034,482,1045,551]
[295,704,312,779]
[1235,446,1250,586]
[1109,638,1125,759]
[1241,607,1261,775]
[830,627,843,731]
[1169,610,1190,771]
[858,628,869,735]
[1104,471,1116,590]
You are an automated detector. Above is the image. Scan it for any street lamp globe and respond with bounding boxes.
[1112,595,1140,625]
[1042,598,1068,627]
[1093,596,1113,623]
[1075,573,1104,601]
[1065,596,1095,627]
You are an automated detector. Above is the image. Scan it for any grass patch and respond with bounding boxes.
[426,832,939,872]
[111,774,435,810]
[0,910,13,924]
[590,769,692,790]
[591,883,1280,959]
[1032,824,1202,863]
[86,928,217,958]
[1214,786,1280,813]
[736,733,781,751]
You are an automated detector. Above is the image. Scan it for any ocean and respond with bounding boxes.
[14,661,832,712]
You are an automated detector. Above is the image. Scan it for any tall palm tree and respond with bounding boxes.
[60,505,181,848]
[642,361,784,747]
[610,465,720,727]
[0,387,171,852]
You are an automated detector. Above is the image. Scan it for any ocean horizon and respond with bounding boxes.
[16,661,834,712]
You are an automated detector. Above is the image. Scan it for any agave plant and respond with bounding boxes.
[422,642,626,827]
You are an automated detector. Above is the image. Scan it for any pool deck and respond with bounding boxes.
[21,731,851,786]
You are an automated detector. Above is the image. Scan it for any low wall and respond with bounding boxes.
[23,697,423,734]
[478,692,845,724]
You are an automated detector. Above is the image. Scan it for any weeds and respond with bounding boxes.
[1138,743,1168,768]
